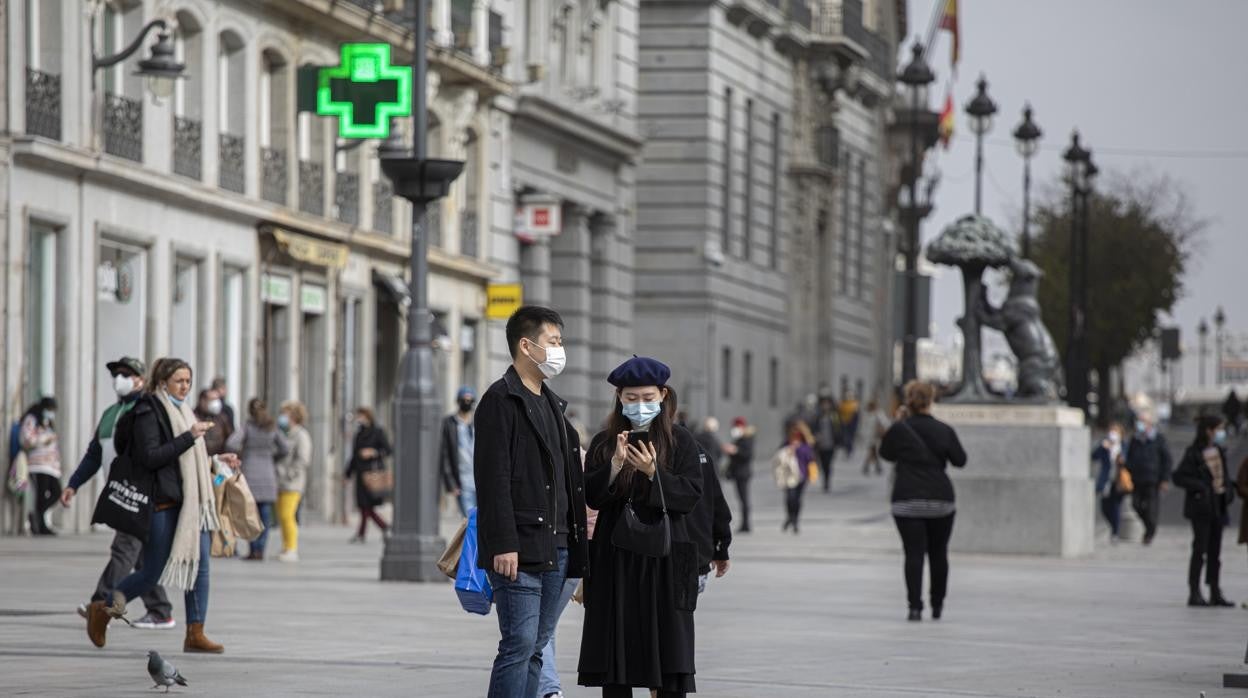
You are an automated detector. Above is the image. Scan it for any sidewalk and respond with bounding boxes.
[2,463,1247,697]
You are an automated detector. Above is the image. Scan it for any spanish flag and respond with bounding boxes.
[939,0,959,67]
[938,91,955,149]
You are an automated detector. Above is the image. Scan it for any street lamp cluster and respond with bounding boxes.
[1062,132,1098,413]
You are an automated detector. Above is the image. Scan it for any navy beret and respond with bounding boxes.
[607,356,671,388]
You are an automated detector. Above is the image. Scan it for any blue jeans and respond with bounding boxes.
[486,548,568,698]
[251,501,275,556]
[538,576,580,696]
[114,507,211,624]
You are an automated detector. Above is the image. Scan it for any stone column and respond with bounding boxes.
[433,0,454,47]
[551,204,593,417]
[588,212,630,420]
[471,0,489,64]
[520,236,552,306]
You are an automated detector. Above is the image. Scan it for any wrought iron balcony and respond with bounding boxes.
[218,133,246,193]
[25,68,61,140]
[335,171,360,225]
[261,147,289,205]
[460,209,478,257]
[299,160,325,215]
[173,116,202,180]
[373,180,393,234]
[104,92,143,161]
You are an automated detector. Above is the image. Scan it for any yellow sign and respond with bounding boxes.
[271,228,350,269]
[486,283,523,320]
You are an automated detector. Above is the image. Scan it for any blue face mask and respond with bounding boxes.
[1214,429,1228,446]
[1135,420,1147,434]
[168,394,185,408]
[622,401,662,428]
[278,414,291,431]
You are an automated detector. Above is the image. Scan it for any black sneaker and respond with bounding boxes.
[1188,593,1210,607]
[907,609,922,622]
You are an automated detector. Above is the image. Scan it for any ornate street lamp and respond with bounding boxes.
[897,41,936,385]
[1215,306,1227,385]
[964,74,997,215]
[1062,131,1090,413]
[91,17,185,100]
[1198,318,1210,386]
[1012,104,1042,258]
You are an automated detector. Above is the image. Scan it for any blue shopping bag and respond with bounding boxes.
[455,508,494,615]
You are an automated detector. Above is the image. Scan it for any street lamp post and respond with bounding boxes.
[1215,306,1227,386]
[897,41,936,385]
[378,0,465,582]
[1079,149,1097,410]
[90,16,186,97]
[1198,318,1209,386]
[964,75,997,216]
[1062,131,1090,413]
[1012,104,1042,258]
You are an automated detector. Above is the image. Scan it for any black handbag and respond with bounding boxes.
[91,412,154,542]
[611,470,671,558]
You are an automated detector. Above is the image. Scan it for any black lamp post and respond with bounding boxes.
[1062,130,1090,413]
[378,0,465,582]
[897,41,936,385]
[1198,318,1210,386]
[1215,306,1227,385]
[90,17,185,99]
[964,74,997,216]
[1012,104,1042,258]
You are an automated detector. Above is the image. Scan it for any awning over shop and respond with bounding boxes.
[269,227,350,269]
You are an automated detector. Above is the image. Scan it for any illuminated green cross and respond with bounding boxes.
[316,43,412,139]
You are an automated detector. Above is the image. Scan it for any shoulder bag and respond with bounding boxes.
[611,469,671,558]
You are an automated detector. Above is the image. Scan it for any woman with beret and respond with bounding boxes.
[578,357,704,698]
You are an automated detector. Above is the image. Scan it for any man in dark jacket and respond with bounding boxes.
[686,443,732,590]
[474,306,589,698]
[439,386,477,517]
[1125,414,1172,545]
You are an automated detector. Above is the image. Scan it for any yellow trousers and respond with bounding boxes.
[277,491,302,552]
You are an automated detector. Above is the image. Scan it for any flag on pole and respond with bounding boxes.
[939,0,959,68]
[938,91,955,149]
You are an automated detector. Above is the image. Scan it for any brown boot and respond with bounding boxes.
[86,601,111,648]
[184,622,224,654]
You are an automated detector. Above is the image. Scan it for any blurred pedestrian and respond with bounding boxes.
[838,392,861,459]
[1224,390,1243,436]
[194,388,233,457]
[812,397,840,493]
[861,399,890,476]
[344,407,391,543]
[275,401,311,562]
[693,417,725,471]
[20,396,61,535]
[1173,415,1234,607]
[439,386,477,518]
[474,306,588,698]
[880,381,967,622]
[62,357,174,628]
[210,377,236,429]
[773,421,815,534]
[1092,423,1129,541]
[725,417,755,533]
[579,356,703,698]
[85,357,238,653]
[226,398,288,560]
[688,437,732,591]
[1125,413,1172,545]
[783,395,818,443]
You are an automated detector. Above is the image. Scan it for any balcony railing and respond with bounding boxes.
[299,160,324,215]
[261,147,288,205]
[218,133,246,193]
[373,180,393,234]
[104,92,143,161]
[173,116,202,180]
[25,68,61,140]
[335,171,359,225]
[460,210,478,257]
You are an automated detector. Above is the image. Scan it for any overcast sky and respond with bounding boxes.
[904,0,1248,390]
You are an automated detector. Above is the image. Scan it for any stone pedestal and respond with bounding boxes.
[933,403,1095,557]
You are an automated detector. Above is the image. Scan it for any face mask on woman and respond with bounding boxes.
[206,399,223,416]
[114,374,136,398]
[167,392,185,408]
[622,401,662,429]
[278,414,291,431]
[42,410,55,423]
[1214,428,1228,446]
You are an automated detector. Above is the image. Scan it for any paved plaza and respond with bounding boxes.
[3,463,1247,697]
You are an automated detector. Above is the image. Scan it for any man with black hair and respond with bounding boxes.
[474,305,590,698]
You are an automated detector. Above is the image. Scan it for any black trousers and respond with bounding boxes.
[817,449,835,491]
[1189,515,1224,592]
[894,513,956,611]
[602,685,684,698]
[91,530,173,617]
[1132,483,1161,539]
[731,476,751,530]
[1100,491,1125,536]
[784,482,807,528]
[31,473,61,533]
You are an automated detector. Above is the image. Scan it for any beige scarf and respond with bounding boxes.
[156,391,220,590]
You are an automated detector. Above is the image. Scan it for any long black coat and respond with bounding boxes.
[578,424,704,693]
[1173,444,1234,521]
[344,424,391,509]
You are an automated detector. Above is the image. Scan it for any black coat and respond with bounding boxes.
[685,445,732,571]
[438,413,465,494]
[879,414,967,503]
[1125,433,1172,486]
[344,424,391,509]
[473,367,589,577]
[1173,444,1234,521]
[116,394,197,506]
[725,429,755,480]
[578,424,704,693]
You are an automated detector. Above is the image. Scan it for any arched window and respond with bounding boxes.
[172,11,203,179]
[217,30,246,193]
[101,1,144,160]
[297,95,326,215]
[260,49,291,205]
[459,129,479,257]
[24,0,63,140]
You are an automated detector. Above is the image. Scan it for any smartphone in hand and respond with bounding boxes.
[627,431,651,447]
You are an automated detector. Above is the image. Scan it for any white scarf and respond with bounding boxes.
[156,391,220,590]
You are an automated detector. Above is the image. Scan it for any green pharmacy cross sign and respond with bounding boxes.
[314,43,411,139]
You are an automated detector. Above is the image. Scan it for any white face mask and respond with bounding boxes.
[527,341,566,379]
[206,399,223,416]
[114,374,136,398]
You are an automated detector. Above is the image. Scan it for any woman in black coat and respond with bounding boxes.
[579,357,703,698]
[1172,414,1234,607]
[343,406,392,543]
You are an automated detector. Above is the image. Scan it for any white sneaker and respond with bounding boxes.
[76,603,88,619]
[277,550,299,562]
[131,611,177,630]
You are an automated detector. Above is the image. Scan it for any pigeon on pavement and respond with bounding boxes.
[147,650,188,693]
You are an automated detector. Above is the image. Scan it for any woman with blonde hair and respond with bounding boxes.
[773,421,816,534]
[879,380,967,622]
[275,400,312,562]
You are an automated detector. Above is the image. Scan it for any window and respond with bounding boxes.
[96,239,149,416]
[217,32,246,193]
[721,346,732,400]
[855,158,868,298]
[721,87,733,254]
[769,358,779,408]
[743,351,753,404]
[460,130,480,257]
[26,223,58,403]
[261,273,292,404]
[743,98,754,261]
[171,257,200,372]
[461,319,479,393]
[839,151,852,294]
[219,265,246,427]
[770,112,782,268]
